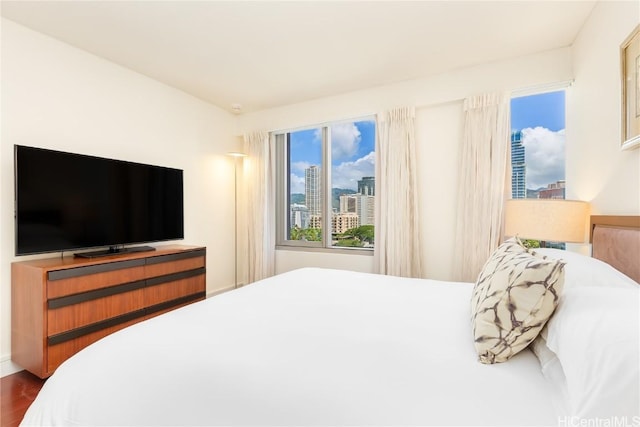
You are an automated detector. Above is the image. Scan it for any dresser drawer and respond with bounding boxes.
[145,252,205,277]
[47,289,145,335]
[145,275,205,307]
[47,318,141,375]
[47,265,146,299]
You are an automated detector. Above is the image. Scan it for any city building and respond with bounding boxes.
[355,194,374,226]
[290,203,310,229]
[339,193,375,227]
[511,131,526,199]
[358,176,375,196]
[538,180,566,199]
[308,214,322,229]
[339,194,357,213]
[332,212,359,234]
[305,165,321,216]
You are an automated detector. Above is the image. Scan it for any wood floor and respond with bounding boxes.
[1,371,46,427]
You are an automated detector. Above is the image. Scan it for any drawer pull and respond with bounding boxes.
[48,280,146,309]
[48,309,145,345]
[146,292,205,316]
[145,249,206,265]
[48,259,145,281]
[146,268,206,287]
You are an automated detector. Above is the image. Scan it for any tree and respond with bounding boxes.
[304,227,322,242]
[290,226,322,242]
[335,239,362,247]
[334,225,374,247]
[342,225,374,244]
[521,239,540,249]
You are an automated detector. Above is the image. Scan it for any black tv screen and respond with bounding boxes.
[15,145,184,256]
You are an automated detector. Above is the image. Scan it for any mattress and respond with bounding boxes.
[21,268,558,426]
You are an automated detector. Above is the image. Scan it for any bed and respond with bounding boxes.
[20,216,640,426]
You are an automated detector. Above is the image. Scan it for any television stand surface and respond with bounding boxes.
[74,245,156,259]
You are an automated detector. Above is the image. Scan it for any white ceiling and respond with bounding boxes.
[1,1,597,114]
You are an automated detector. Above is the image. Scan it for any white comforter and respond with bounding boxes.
[22,268,558,426]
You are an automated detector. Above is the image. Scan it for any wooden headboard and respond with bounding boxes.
[590,215,640,283]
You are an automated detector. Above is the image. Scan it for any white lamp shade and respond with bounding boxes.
[505,199,590,243]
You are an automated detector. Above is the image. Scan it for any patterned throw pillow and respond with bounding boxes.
[471,238,565,364]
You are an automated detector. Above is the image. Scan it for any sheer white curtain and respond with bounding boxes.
[454,92,511,282]
[375,107,423,278]
[241,131,276,284]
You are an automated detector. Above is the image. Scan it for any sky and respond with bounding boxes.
[288,90,565,195]
[289,119,375,193]
[511,90,566,190]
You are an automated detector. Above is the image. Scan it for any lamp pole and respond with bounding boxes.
[227,152,246,289]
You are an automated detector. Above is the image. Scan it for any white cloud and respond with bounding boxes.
[521,127,565,190]
[291,161,313,173]
[330,122,361,160]
[332,151,375,190]
[290,173,305,194]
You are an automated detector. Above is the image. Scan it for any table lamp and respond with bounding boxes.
[504,199,590,247]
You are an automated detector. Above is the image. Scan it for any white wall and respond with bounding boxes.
[275,250,374,275]
[0,19,238,374]
[566,1,640,214]
[239,48,573,281]
[414,101,463,281]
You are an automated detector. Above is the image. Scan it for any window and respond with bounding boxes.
[510,90,566,200]
[511,90,566,248]
[275,118,376,251]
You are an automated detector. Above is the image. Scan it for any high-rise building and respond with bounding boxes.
[358,176,375,196]
[511,131,526,199]
[339,193,374,226]
[305,165,321,216]
[356,194,375,226]
[290,203,310,229]
[339,194,357,213]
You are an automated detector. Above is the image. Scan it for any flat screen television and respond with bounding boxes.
[14,145,184,257]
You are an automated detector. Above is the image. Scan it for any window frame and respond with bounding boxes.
[509,87,568,249]
[274,117,376,254]
[509,87,567,201]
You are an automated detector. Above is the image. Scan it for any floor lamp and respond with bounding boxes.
[227,151,247,289]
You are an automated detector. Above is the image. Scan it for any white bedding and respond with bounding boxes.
[21,268,558,426]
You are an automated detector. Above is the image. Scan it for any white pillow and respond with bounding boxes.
[545,286,640,420]
[529,335,570,415]
[471,239,565,364]
[533,248,638,289]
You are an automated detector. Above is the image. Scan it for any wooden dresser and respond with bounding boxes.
[11,245,206,378]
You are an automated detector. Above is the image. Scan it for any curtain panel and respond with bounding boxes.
[241,131,276,284]
[454,92,511,282]
[375,107,423,278]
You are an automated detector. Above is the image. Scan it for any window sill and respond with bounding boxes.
[275,245,374,256]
